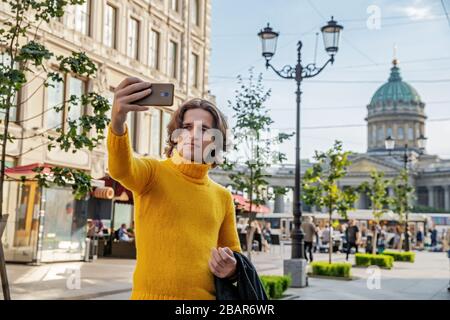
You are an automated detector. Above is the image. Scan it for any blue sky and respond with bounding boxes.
[209,0,450,163]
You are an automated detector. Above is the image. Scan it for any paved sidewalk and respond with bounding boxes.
[251,247,450,300]
[4,258,135,300]
[2,247,449,300]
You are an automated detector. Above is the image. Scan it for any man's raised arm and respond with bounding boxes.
[107,77,157,194]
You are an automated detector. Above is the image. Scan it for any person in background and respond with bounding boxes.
[261,222,272,253]
[301,216,317,262]
[127,220,135,239]
[444,228,450,291]
[430,226,438,248]
[340,223,348,253]
[313,223,320,253]
[118,223,133,242]
[237,218,246,234]
[360,225,368,250]
[377,225,386,254]
[87,219,96,239]
[322,224,331,249]
[345,219,360,261]
[416,227,424,250]
[393,226,402,250]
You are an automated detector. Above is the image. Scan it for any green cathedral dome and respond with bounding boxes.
[369,60,422,107]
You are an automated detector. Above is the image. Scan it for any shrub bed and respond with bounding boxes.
[309,261,352,278]
[382,250,415,262]
[355,253,394,269]
[259,275,292,299]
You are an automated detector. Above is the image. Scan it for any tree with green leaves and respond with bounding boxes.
[301,140,358,264]
[0,0,110,300]
[358,170,392,254]
[221,69,293,262]
[391,169,416,251]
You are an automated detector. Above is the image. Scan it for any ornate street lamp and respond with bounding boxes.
[384,134,428,251]
[258,17,343,288]
[417,134,428,151]
[385,135,395,152]
[321,17,344,56]
[257,23,279,60]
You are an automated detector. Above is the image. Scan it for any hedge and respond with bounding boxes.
[309,261,352,278]
[355,253,394,269]
[259,275,292,299]
[382,250,415,262]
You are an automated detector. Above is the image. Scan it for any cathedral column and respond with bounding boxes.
[444,186,450,211]
[428,186,435,209]
[274,192,285,213]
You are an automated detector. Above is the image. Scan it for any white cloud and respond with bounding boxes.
[404,6,434,20]
[388,0,436,20]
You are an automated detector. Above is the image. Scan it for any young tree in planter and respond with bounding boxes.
[301,141,358,264]
[222,70,293,262]
[358,170,392,254]
[0,0,110,299]
[391,169,416,252]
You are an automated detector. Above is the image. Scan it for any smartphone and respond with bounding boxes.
[133,83,175,107]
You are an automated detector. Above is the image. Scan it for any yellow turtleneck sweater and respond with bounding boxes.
[106,123,242,300]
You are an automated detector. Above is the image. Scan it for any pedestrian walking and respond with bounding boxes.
[301,216,316,262]
[345,220,360,261]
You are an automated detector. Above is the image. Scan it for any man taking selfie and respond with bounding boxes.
[107,77,242,300]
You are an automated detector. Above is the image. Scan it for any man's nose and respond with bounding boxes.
[192,126,203,141]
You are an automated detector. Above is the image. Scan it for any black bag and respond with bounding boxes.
[214,251,268,300]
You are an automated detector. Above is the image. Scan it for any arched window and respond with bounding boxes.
[386,127,393,138]
[408,127,414,140]
[397,127,404,140]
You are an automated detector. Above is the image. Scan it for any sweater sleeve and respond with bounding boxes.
[106,122,158,194]
[218,193,242,253]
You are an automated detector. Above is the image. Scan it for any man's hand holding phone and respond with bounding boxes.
[111,77,152,136]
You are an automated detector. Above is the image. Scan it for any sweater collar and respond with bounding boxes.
[168,148,212,183]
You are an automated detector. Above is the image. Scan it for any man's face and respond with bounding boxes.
[176,108,215,163]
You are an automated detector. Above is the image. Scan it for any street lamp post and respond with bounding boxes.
[258,17,343,287]
[385,134,427,251]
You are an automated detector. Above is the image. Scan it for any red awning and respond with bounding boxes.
[232,194,271,214]
[5,162,53,180]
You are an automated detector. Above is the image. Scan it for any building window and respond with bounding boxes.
[168,40,178,79]
[67,77,86,135]
[408,127,414,140]
[190,52,199,88]
[191,0,200,26]
[66,0,91,35]
[377,127,384,141]
[46,74,65,130]
[0,53,18,122]
[397,127,404,140]
[170,0,179,12]
[149,30,160,70]
[386,127,392,138]
[127,17,139,60]
[150,109,161,157]
[103,3,117,48]
[126,112,136,151]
